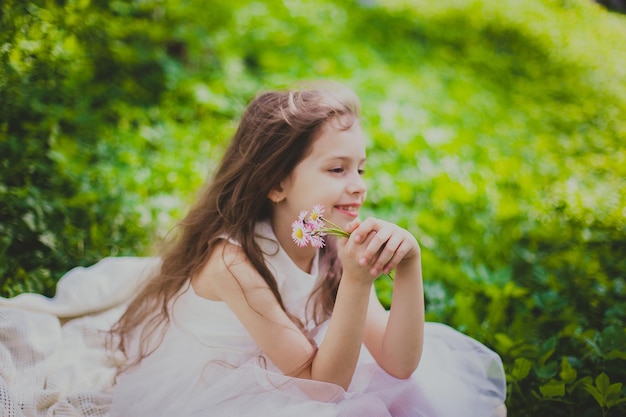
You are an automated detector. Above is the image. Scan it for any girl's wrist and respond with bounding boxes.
[340,270,375,289]
[395,257,422,279]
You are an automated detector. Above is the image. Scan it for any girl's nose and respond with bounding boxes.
[347,173,367,195]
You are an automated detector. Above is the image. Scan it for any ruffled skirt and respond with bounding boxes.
[111,321,506,417]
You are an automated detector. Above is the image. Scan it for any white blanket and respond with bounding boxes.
[0,257,159,417]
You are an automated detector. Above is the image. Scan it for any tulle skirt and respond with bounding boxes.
[110,321,506,417]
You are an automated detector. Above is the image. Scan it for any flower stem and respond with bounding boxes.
[321,218,351,237]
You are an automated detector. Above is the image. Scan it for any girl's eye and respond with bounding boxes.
[358,169,365,176]
[329,167,344,173]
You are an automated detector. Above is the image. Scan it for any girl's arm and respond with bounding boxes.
[348,218,425,379]
[363,259,424,379]
[194,240,374,391]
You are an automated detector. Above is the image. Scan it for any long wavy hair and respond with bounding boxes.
[109,81,361,371]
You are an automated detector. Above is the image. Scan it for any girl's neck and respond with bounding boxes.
[270,217,316,274]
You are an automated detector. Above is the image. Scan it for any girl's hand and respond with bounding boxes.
[338,218,420,279]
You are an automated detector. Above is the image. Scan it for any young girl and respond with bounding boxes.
[108,82,507,417]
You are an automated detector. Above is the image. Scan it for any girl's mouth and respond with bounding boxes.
[334,205,360,218]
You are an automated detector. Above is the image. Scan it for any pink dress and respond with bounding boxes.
[110,222,506,417]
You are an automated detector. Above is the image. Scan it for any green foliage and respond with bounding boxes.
[1,0,625,415]
[0,0,234,296]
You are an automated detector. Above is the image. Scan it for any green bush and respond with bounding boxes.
[1,0,624,415]
[0,0,232,296]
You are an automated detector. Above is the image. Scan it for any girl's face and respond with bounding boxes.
[278,119,367,229]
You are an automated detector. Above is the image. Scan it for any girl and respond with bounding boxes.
[109,82,507,417]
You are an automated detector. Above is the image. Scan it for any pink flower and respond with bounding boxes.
[308,231,326,249]
[291,205,350,249]
[308,204,324,225]
[291,220,310,248]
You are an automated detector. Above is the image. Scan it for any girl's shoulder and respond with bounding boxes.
[191,239,271,302]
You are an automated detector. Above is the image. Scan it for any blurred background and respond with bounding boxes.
[1,0,625,415]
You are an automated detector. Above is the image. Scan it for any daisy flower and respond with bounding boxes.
[308,204,324,226]
[291,219,310,248]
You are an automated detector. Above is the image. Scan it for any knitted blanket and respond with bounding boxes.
[0,258,159,417]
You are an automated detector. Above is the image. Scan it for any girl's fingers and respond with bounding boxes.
[345,219,361,233]
[358,227,390,267]
[369,235,404,276]
[346,217,419,276]
[347,219,366,242]
[381,240,408,274]
[357,223,404,275]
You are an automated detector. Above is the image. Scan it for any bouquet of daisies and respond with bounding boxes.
[291,204,349,248]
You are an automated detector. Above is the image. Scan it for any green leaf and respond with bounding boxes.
[539,380,565,398]
[596,373,610,394]
[535,360,559,380]
[605,349,626,360]
[511,357,532,381]
[538,336,557,366]
[495,333,514,352]
[584,384,605,408]
[605,382,623,407]
[569,376,593,394]
[559,357,577,384]
[583,373,624,409]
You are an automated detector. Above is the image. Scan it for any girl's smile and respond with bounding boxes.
[333,203,361,219]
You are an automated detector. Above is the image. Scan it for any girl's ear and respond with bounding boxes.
[267,186,285,204]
